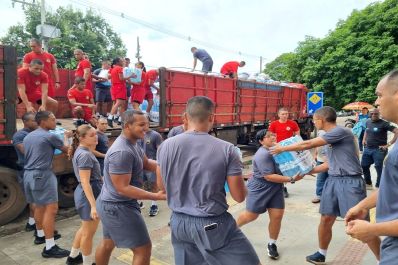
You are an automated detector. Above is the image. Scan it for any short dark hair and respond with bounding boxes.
[30,59,43,66]
[29,38,41,46]
[383,69,398,92]
[35,111,53,125]
[314,106,337,123]
[240,61,246,66]
[22,111,35,123]
[121,110,145,127]
[74,76,85,84]
[186,96,214,122]
[255,129,268,143]
[278,107,289,113]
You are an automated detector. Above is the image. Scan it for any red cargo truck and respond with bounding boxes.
[0,45,312,225]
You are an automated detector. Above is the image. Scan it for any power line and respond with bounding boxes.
[64,0,267,60]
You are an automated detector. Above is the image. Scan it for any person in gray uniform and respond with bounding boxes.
[66,125,103,265]
[138,123,163,217]
[271,106,380,264]
[237,129,303,260]
[12,112,38,232]
[167,113,188,138]
[93,117,109,175]
[157,96,261,265]
[23,111,70,258]
[346,70,398,265]
[94,110,166,265]
[191,47,213,73]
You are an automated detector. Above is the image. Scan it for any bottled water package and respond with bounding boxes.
[49,126,66,155]
[273,135,316,177]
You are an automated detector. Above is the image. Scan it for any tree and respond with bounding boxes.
[264,0,398,109]
[0,5,127,69]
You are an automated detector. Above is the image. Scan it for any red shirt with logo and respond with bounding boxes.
[75,59,93,92]
[67,86,93,104]
[23,51,56,97]
[268,120,300,142]
[220,61,240,75]
[17,68,48,102]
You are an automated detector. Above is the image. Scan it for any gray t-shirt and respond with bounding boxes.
[12,128,31,168]
[167,125,185,138]
[99,135,144,202]
[193,49,212,62]
[72,146,102,182]
[321,126,362,176]
[252,147,282,187]
[23,128,64,170]
[376,141,398,223]
[138,130,163,160]
[157,132,243,217]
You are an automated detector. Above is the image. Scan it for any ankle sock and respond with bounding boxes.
[318,248,327,256]
[37,229,44,237]
[45,238,55,250]
[69,247,80,258]
[28,217,35,225]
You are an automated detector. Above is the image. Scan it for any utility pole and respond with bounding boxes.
[135,36,142,62]
[11,0,48,51]
[260,56,263,73]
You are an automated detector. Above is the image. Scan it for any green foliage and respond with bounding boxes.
[0,5,126,69]
[264,0,398,109]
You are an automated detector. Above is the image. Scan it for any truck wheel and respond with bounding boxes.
[0,167,27,226]
[57,174,77,208]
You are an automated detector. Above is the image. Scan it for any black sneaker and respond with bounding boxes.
[34,231,62,245]
[283,186,289,198]
[267,243,279,260]
[107,118,113,128]
[306,251,325,264]
[41,245,70,258]
[149,205,159,217]
[66,253,83,265]
[117,120,122,126]
[25,222,36,232]
[139,201,145,209]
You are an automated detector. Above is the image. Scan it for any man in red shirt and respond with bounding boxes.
[23,38,60,98]
[67,77,97,127]
[269,107,300,198]
[144,69,159,119]
[18,59,59,114]
[74,49,93,92]
[220,61,246,78]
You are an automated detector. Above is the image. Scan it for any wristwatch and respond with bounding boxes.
[289,177,295,184]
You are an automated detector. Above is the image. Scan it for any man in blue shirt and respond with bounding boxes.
[191,47,213,73]
[12,112,38,232]
[346,69,398,265]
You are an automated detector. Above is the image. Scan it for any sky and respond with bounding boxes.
[0,0,379,74]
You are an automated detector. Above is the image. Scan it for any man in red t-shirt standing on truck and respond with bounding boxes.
[73,49,93,92]
[269,107,300,198]
[23,38,60,98]
[18,59,59,114]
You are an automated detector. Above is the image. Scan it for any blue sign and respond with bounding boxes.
[307,92,323,115]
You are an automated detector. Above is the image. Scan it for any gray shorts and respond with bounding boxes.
[319,175,366,217]
[23,169,58,206]
[246,178,284,213]
[170,211,260,265]
[96,199,150,249]
[95,87,112,102]
[74,181,102,221]
[202,59,213,73]
[380,236,398,265]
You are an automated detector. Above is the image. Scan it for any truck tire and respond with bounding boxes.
[0,167,27,226]
[57,174,77,208]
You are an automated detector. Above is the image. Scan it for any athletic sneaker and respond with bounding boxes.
[34,231,62,245]
[306,251,325,264]
[267,243,279,260]
[66,253,83,265]
[41,245,70,258]
[149,205,159,217]
[107,118,113,128]
[311,197,321,203]
[25,222,36,232]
